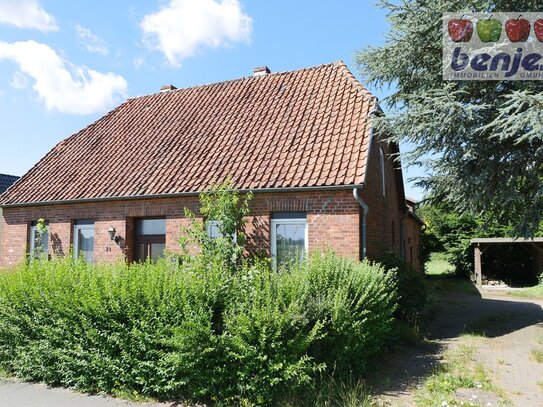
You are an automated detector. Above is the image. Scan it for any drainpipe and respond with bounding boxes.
[353,187,369,260]
[353,99,382,261]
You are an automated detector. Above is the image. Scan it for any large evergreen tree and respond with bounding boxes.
[357,0,543,235]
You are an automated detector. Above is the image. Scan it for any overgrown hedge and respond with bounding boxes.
[0,252,397,405]
[375,250,429,329]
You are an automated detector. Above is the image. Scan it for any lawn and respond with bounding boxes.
[510,284,543,299]
[425,252,455,276]
[424,253,478,296]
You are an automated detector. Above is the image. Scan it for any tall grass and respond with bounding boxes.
[510,280,543,299]
[0,253,397,405]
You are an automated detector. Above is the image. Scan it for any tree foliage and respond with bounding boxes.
[357,0,543,235]
[177,180,252,272]
[418,201,513,276]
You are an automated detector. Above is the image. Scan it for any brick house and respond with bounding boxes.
[0,62,421,269]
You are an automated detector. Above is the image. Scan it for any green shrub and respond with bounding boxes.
[0,252,396,405]
[374,250,429,328]
[0,258,192,396]
[299,253,398,375]
[219,265,324,405]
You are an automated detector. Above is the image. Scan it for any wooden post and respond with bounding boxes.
[474,243,482,286]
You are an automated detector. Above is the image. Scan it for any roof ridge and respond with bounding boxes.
[127,61,348,101]
[333,60,376,103]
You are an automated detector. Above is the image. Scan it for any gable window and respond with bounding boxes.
[134,218,166,262]
[270,212,308,269]
[73,220,95,263]
[29,221,49,259]
[379,147,386,197]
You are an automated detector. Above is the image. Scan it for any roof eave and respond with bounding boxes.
[0,183,365,209]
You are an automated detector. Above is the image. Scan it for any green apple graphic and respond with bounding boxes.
[477,17,502,42]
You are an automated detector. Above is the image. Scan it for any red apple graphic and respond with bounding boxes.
[535,19,543,42]
[448,18,474,42]
[506,16,531,42]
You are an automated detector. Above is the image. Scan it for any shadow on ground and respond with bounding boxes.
[368,274,543,400]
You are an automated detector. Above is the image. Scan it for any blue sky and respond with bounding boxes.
[0,0,425,199]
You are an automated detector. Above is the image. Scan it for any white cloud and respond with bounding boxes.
[75,24,109,56]
[0,40,127,115]
[141,0,252,67]
[11,71,29,89]
[0,0,58,32]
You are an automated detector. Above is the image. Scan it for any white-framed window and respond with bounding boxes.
[270,212,308,269]
[73,220,95,263]
[379,147,386,197]
[29,221,49,259]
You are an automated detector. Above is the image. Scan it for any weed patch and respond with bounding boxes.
[510,284,543,299]
[414,336,505,406]
[532,350,543,363]
[279,377,376,407]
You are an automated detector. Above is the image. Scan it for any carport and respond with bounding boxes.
[471,238,543,286]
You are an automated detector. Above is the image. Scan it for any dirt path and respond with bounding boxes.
[371,284,543,406]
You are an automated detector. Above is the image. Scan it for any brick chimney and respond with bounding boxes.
[160,84,177,92]
[253,66,271,77]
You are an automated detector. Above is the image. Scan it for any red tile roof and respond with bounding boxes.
[0,61,376,206]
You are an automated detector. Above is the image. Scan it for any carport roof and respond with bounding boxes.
[471,238,543,244]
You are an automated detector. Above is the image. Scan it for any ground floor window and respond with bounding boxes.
[206,220,222,239]
[29,220,49,259]
[134,218,166,262]
[206,220,236,242]
[73,220,95,263]
[270,212,307,269]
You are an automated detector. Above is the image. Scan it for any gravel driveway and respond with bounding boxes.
[373,283,543,406]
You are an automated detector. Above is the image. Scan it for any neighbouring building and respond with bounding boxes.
[0,62,421,269]
[0,174,20,263]
[404,197,424,271]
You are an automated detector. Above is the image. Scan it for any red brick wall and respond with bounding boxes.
[362,135,405,261]
[0,139,421,269]
[0,190,361,267]
[404,215,422,272]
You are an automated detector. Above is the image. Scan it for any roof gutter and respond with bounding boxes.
[0,184,365,209]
